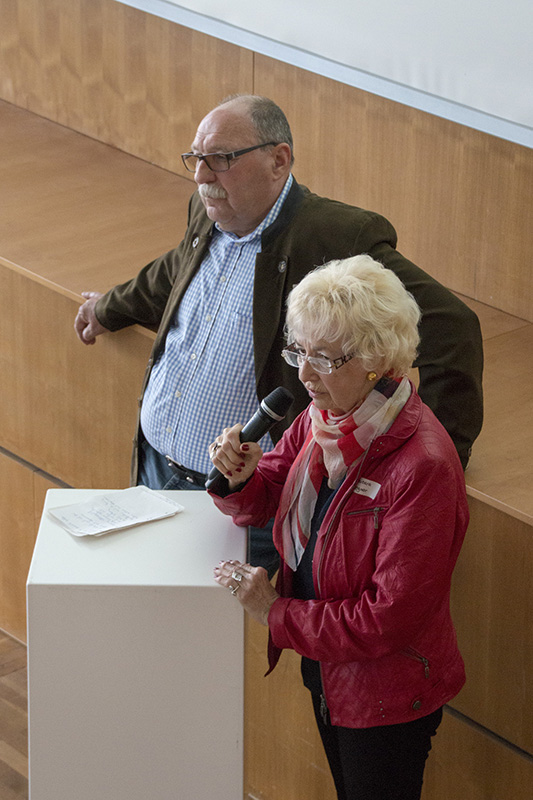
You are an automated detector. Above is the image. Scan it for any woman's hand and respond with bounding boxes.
[209,424,263,490]
[214,560,279,626]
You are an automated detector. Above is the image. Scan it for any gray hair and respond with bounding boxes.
[218,94,294,165]
[286,255,421,377]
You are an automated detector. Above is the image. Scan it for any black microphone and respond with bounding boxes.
[205,386,294,493]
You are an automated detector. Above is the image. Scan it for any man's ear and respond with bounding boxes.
[271,142,293,177]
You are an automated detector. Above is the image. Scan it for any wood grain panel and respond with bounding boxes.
[465,323,533,520]
[0,454,36,642]
[244,617,336,800]
[254,55,533,321]
[0,0,254,174]
[0,99,192,294]
[0,453,60,643]
[422,710,533,800]
[449,498,533,753]
[0,632,28,799]
[0,264,153,489]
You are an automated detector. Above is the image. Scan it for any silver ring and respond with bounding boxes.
[230,584,240,595]
[212,442,221,454]
[231,570,242,582]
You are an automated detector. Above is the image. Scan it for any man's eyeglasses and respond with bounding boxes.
[281,343,355,375]
[181,142,279,173]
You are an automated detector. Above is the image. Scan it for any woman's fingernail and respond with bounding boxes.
[239,462,245,467]
[227,471,233,477]
[242,444,250,451]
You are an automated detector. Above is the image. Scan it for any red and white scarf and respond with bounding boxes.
[276,376,411,570]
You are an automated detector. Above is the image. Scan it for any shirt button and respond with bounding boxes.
[206,314,212,322]
[278,259,287,273]
[166,426,172,434]
[191,353,197,360]
[220,275,227,282]
[175,390,181,398]
[412,700,422,711]
[192,236,199,248]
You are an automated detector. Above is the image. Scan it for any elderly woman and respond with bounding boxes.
[210,254,468,800]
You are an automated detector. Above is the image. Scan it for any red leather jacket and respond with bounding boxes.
[211,386,468,728]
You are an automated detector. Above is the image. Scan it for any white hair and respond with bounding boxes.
[286,254,421,376]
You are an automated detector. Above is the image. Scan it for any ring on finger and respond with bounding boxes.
[231,570,242,582]
[230,584,240,595]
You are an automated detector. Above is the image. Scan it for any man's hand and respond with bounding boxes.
[74,291,107,344]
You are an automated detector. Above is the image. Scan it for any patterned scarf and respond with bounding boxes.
[276,376,411,570]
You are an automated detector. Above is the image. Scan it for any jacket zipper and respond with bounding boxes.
[346,506,387,529]
[403,646,430,679]
[319,693,328,725]
[315,446,373,724]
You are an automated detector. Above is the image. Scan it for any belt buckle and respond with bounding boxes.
[165,456,201,486]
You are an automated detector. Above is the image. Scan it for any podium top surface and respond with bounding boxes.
[27,489,246,588]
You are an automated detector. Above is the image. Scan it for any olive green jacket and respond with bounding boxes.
[96,180,483,482]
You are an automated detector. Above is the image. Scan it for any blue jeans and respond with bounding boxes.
[138,439,280,577]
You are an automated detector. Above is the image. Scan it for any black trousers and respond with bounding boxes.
[312,694,443,800]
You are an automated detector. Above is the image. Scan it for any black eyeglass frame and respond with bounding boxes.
[281,343,355,375]
[181,142,279,173]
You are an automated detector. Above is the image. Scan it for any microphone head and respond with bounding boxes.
[260,387,294,421]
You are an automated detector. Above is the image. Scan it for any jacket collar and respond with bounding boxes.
[260,178,306,249]
[364,385,423,464]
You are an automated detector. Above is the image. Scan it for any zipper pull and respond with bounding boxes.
[421,657,430,679]
[374,508,380,529]
[320,694,328,725]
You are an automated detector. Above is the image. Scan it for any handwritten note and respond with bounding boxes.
[48,486,184,537]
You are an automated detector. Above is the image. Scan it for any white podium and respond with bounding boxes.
[27,489,246,800]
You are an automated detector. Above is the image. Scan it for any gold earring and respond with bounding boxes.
[367,371,377,381]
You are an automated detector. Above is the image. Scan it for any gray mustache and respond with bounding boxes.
[199,184,228,200]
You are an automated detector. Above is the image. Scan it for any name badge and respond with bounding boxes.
[353,477,381,499]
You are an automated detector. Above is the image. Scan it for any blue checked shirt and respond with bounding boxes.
[140,175,293,475]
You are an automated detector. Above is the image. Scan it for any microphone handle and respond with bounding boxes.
[239,407,273,442]
[204,407,273,493]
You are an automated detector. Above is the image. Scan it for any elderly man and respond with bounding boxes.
[75,94,483,567]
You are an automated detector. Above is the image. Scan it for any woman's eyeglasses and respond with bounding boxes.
[281,343,355,374]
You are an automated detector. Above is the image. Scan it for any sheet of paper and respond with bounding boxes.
[48,486,185,537]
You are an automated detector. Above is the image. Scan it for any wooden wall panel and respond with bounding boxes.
[244,617,336,800]
[0,0,254,174]
[254,55,533,322]
[422,710,533,800]
[449,498,533,753]
[0,452,59,642]
[464,322,533,518]
[0,264,153,489]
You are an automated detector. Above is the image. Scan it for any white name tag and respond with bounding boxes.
[353,478,381,499]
